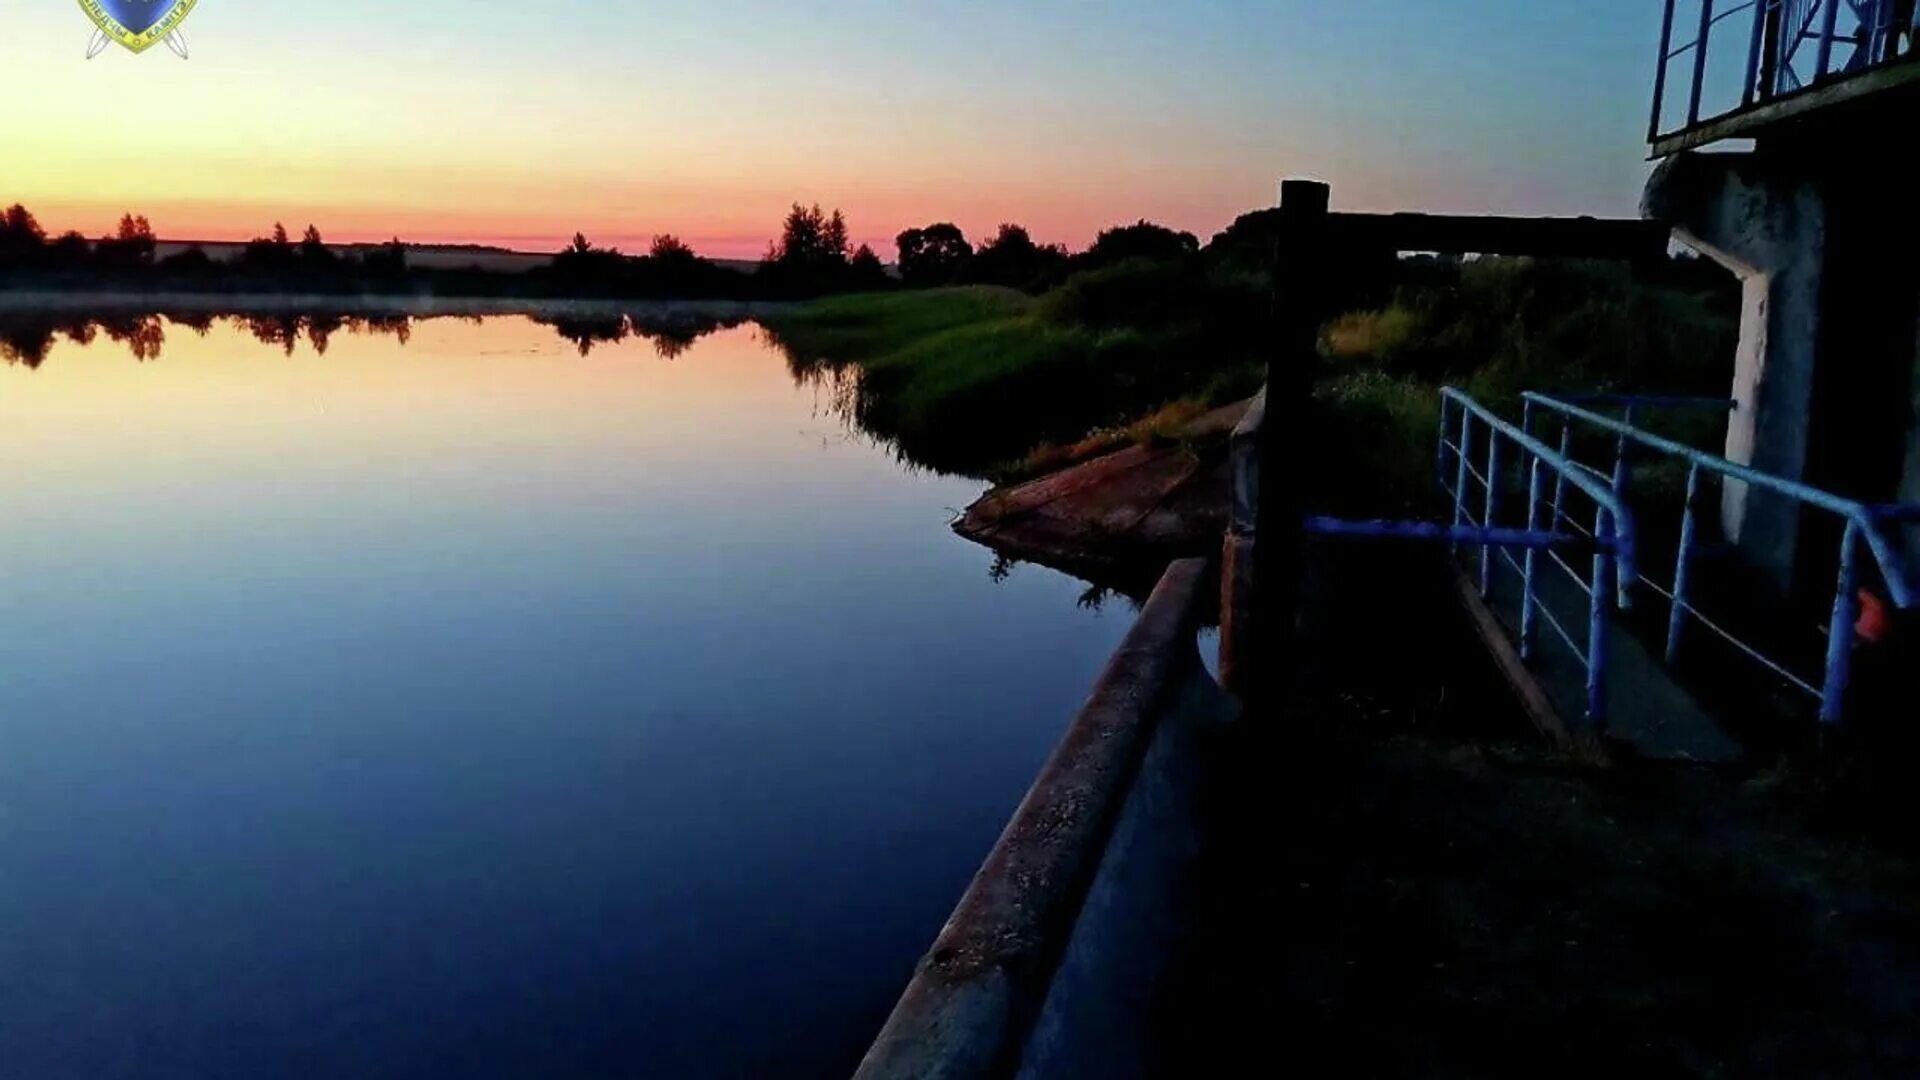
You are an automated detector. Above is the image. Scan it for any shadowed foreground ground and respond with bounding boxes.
[1157,547,1920,1077]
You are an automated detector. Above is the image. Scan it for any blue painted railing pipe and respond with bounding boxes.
[1816,0,1841,79]
[1524,392,1916,609]
[1550,424,1574,539]
[1652,0,1679,141]
[1303,518,1612,550]
[1520,459,1547,661]
[1452,409,1474,554]
[1480,433,1504,595]
[1443,388,1639,605]
[1689,0,1717,124]
[1821,523,1862,725]
[1589,505,1616,726]
[1666,464,1704,664]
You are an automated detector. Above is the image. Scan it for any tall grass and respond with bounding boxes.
[764,269,1265,475]
[764,256,1738,497]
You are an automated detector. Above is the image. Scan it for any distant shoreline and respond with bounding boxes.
[0,291,788,320]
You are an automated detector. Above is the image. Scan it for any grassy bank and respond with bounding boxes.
[764,254,1738,498]
[764,268,1266,476]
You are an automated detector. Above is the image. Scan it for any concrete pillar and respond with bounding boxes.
[1648,149,1920,597]
[1643,152,1827,592]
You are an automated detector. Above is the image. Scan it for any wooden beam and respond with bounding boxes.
[1325,213,1672,262]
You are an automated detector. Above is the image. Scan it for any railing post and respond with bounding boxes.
[1247,178,1329,708]
[1819,522,1862,725]
[1435,394,1453,493]
[1479,433,1503,595]
[1761,0,1784,98]
[1520,459,1546,661]
[1666,464,1704,664]
[1611,405,1635,504]
[1549,424,1574,535]
[1690,0,1718,125]
[1817,0,1842,78]
[1452,410,1474,553]
[1653,0,1680,139]
[1519,398,1537,509]
[1588,507,1615,729]
[1745,0,1770,106]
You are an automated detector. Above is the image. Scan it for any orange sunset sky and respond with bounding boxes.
[5,1,1662,259]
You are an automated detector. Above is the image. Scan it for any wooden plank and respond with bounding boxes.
[1446,561,1585,756]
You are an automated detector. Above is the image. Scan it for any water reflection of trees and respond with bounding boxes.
[0,309,740,366]
[531,312,744,358]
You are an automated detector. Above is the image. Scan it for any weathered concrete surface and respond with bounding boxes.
[1646,150,1920,594]
[853,559,1230,1080]
[1015,634,1237,1079]
[953,402,1250,593]
[1645,152,1826,590]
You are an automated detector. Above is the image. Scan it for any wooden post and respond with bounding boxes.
[1245,178,1329,710]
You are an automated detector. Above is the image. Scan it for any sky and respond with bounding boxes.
[1,1,1668,259]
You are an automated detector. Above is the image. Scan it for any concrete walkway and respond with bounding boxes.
[1473,548,1746,763]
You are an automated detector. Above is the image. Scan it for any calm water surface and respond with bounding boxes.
[0,314,1132,1079]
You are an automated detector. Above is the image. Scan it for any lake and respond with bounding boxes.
[0,311,1134,1079]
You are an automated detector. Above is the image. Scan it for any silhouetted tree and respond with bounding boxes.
[896,223,973,286]
[95,213,156,269]
[760,203,854,295]
[824,211,849,264]
[47,230,91,271]
[768,204,848,270]
[1082,220,1199,267]
[969,223,1069,291]
[0,204,47,265]
[241,222,296,273]
[362,238,408,276]
[650,234,694,262]
[552,232,628,292]
[299,224,336,268]
[848,243,890,290]
[157,245,215,274]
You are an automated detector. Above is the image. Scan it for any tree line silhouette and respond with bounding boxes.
[1,199,1208,302]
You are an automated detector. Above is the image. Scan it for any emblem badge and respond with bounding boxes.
[79,0,196,58]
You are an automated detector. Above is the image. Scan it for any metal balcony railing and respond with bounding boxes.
[1651,0,1920,146]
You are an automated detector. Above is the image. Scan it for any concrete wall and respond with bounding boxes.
[1644,152,1827,588]
[1645,149,1920,594]
[852,559,1235,1080]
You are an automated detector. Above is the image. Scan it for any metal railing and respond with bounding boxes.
[1651,0,1920,143]
[1523,391,1920,725]
[1437,388,1639,726]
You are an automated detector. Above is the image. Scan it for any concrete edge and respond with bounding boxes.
[852,558,1215,1080]
[1219,388,1265,694]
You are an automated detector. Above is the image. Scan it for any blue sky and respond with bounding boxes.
[2,1,1670,254]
